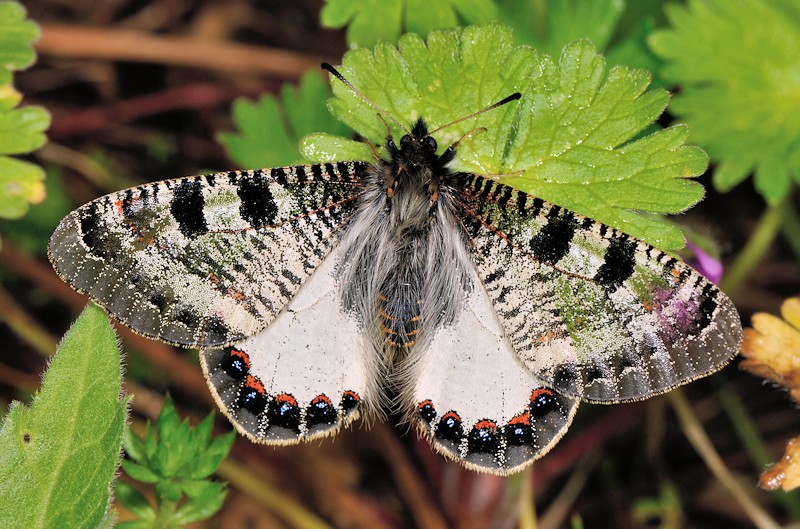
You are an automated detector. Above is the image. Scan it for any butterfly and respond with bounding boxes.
[48,63,742,475]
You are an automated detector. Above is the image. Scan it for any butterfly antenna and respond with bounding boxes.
[429,92,521,135]
[321,63,409,135]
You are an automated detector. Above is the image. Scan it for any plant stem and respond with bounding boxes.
[518,468,537,529]
[717,382,800,519]
[668,389,781,529]
[721,197,789,297]
[780,200,800,261]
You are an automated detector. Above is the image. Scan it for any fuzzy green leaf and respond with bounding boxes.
[649,0,800,204]
[0,303,127,529]
[310,25,706,250]
[218,71,351,168]
[0,2,39,85]
[320,0,496,48]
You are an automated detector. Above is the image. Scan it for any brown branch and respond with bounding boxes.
[37,24,326,79]
[47,83,261,140]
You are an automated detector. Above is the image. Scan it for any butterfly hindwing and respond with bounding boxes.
[200,244,369,444]
[409,264,579,475]
[460,175,742,403]
[48,163,366,347]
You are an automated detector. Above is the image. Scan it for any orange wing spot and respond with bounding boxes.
[430,190,439,202]
[442,410,461,422]
[229,348,251,369]
[312,394,332,406]
[245,375,266,395]
[275,393,298,407]
[508,411,531,426]
[228,290,252,313]
[536,328,565,344]
[641,297,655,312]
[474,419,498,431]
[343,390,360,402]
[417,399,433,410]
[530,388,554,402]
[113,195,140,216]
[209,273,220,285]
[671,268,682,282]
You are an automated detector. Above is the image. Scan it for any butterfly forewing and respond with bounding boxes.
[48,163,365,347]
[459,175,742,403]
[200,244,369,444]
[410,265,578,475]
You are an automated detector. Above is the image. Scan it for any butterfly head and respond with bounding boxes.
[389,118,448,178]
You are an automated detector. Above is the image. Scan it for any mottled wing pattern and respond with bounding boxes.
[411,265,578,475]
[459,176,742,403]
[49,162,366,347]
[200,245,368,444]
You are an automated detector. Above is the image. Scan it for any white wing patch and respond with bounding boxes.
[200,246,368,445]
[410,266,579,475]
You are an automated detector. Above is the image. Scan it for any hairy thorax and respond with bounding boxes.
[337,121,473,372]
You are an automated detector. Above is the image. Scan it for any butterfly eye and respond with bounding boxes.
[424,136,437,152]
[400,135,412,150]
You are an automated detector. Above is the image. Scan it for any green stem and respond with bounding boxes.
[721,197,789,297]
[668,389,781,529]
[518,468,537,529]
[717,383,800,520]
[780,200,800,261]
[155,497,177,529]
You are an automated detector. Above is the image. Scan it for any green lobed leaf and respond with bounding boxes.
[115,481,155,522]
[123,424,147,463]
[173,484,227,525]
[218,71,351,168]
[0,2,39,85]
[0,303,127,529]
[649,0,800,204]
[121,460,160,484]
[0,156,46,219]
[0,167,73,253]
[320,0,496,49]
[0,105,48,155]
[188,430,235,479]
[116,521,156,529]
[496,0,624,58]
[0,4,50,221]
[308,25,707,250]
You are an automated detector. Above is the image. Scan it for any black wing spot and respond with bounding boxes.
[238,173,278,228]
[171,180,208,238]
[529,211,578,265]
[594,235,636,290]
